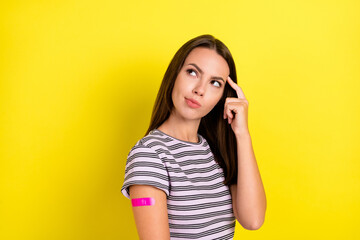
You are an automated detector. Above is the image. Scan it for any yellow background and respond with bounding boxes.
[1,0,359,239]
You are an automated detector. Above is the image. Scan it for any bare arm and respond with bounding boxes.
[129,185,170,240]
[230,133,267,230]
[223,76,267,230]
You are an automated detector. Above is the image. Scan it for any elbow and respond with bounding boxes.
[245,222,263,230]
[243,218,265,230]
[236,201,267,230]
[239,201,267,230]
[237,212,265,230]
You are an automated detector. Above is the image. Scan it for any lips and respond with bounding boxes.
[185,97,201,107]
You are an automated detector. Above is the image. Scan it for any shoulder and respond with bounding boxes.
[127,130,170,161]
[130,129,171,152]
[139,129,172,147]
[121,131,171,199]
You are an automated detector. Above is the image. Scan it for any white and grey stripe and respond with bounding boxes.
[121,129,236,239]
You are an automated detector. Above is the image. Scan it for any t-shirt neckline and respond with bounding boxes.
[152,129,203,145]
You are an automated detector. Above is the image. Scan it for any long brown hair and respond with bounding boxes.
[145,34,238,186]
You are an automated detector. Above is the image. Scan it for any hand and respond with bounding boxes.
[223,76,250,136]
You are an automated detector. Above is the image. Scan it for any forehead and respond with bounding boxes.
[184,47,230,76]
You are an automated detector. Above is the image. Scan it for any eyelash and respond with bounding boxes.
[186,69,222,88]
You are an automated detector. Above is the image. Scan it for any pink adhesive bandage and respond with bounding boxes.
[131,197,155,207]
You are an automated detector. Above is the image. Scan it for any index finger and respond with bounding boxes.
[227,76,246,99]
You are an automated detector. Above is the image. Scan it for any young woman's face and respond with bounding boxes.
[171,47,230,121]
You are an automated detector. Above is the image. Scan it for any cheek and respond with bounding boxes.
[211,91,224,106]
[172,79,187,103]
[212,87,225,99]
[205,95,221,110]
[175,78,193,95]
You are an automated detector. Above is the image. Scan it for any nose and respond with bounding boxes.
[192,80,206,96]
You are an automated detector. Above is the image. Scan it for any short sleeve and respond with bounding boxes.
[121,143,170,199]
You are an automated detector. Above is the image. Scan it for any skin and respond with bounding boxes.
[130,47,267,239]
[158,46,229,141]
[225,76,267,230]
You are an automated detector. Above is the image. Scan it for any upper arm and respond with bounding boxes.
[129,185,170,240]
[121,143,170,239]
[230,184,240,222]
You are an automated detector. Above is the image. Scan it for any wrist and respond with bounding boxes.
[235,129,251,139]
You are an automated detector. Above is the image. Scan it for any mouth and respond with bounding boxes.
[185,97,201,108]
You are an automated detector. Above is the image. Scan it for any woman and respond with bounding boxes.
[121,34,266,239]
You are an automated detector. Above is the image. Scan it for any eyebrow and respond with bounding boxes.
[187,63,225,83]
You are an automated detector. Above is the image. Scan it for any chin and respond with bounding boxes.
[177,109,203,121]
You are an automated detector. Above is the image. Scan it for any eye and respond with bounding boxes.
[212,80,222,88]
[186,68,197,77]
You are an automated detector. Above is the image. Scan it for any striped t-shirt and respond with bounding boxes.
[121,129,236,239]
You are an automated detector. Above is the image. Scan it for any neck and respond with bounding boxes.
[157,110,200,143]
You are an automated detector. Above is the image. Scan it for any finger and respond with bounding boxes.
[225,97,245,104]
[227,112,234,124]
[223,98,247,120]
[224,102,235,120]
[224,107,233,120]
[224,110,233,124]
[224,105,233,120]
[226,97,249,107]
[227,76,246,99]
[223,99,243,119]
